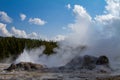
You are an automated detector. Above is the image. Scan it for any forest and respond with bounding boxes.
[0,36,57,62]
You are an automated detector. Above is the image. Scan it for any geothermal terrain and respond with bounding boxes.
[0,37,120,80]
[0,0,120,79]
[0,55,120,80]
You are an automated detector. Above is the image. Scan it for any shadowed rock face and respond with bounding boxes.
[5,62,44,71]
[62,55,110,70]
[96,56,109,65]
[82,55,97,70]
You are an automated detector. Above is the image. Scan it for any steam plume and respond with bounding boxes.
[15,0,120,70]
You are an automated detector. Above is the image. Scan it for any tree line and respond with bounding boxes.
[0,36,57,62]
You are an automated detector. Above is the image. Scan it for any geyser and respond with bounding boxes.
[6,55,111,72]
[14,0,120,72]
[14,45,86,68]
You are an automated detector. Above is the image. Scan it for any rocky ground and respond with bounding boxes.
[0,55,120,80]
[0,63,120,80]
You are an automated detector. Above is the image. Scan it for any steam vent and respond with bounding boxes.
[5,55,110,72]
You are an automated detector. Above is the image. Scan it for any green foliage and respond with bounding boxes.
[0,36,57,61]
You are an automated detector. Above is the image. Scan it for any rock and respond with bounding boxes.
[81,55,97,70]
[62,55,110,70]
[5,63,16,71]
[5,62,44,71]
[96,55,109,65]
[64,56,83,69]
[63,55,97,70]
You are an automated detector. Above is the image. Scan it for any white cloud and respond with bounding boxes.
[0,11,12,23]
[94,0,120,38]
[66,4,71,9]
[28,32,38,38]
[95,0,120,24]
[95,14,115,24]
[11,27,27,38]
[0,23,42,39]
[0,23,11,37]
[28,18,46,26]
[105,0,120,17]
[69,5,92,34]
[73,5,92,22]
[20,13,26,21]
[11,27,38,39]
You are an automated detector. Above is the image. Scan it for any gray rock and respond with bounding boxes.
[96,55,109,65]
[62,55,110,70]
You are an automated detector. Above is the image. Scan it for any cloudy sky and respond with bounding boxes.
[0,0,119,41]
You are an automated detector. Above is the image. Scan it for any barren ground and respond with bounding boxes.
[0,63,120,80]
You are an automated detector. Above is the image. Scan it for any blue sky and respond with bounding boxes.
[0,0,108,39]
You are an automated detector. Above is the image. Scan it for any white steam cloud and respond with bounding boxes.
[15,0,120,70]
[15,46,45,64]
[15,45,85,68]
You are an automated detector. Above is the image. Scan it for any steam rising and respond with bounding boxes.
[15,45,85,67]
[15,46,45,64]
[15,0,120,70]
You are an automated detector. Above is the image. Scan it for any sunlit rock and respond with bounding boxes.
[5,62,44,71]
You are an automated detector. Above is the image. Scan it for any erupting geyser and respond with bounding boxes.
[5,0,120,73]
